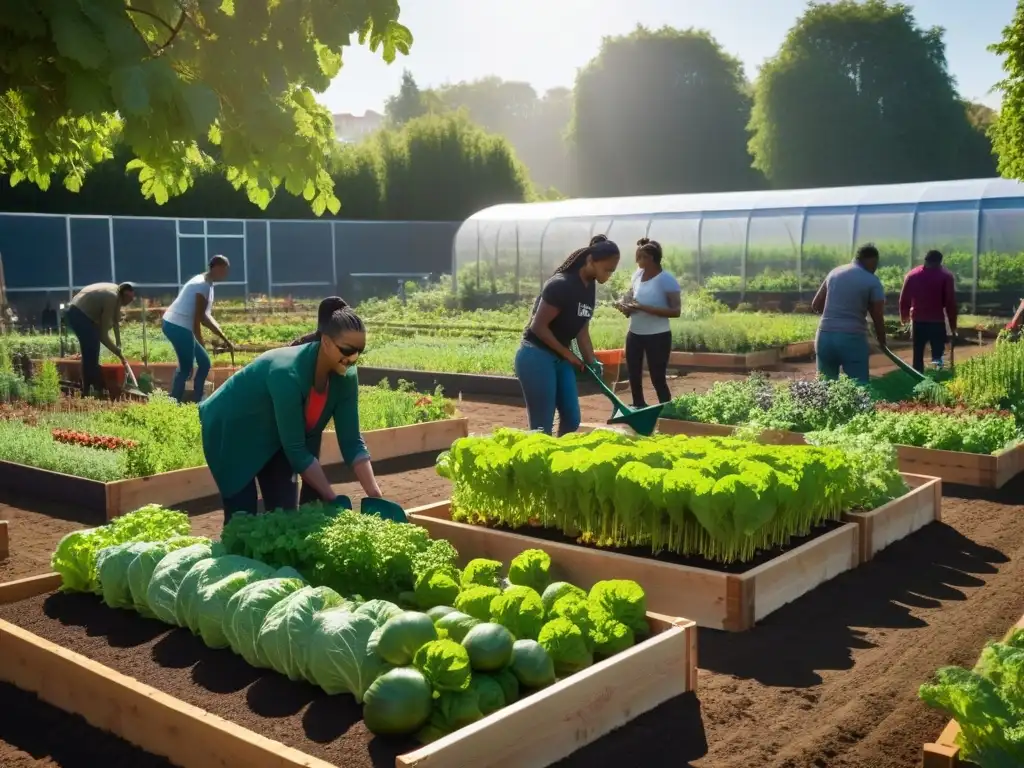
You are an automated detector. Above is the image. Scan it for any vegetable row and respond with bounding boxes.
[436,428,907,564]
[50,504,650,743]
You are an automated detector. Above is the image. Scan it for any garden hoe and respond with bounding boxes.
[361,497,408,523]
[580,357,664,436]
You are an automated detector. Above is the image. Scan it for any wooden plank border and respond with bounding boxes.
[0,574,696,768]
[407,501,859,632]
[657,418,1024,488]
[0,417,468,522]
[668,349,781,372]
[841,474,942,562]
[922,612,1024,768]
[0,521,8,561]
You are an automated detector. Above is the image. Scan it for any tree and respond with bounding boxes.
[386,70,428,126]
[750,0,990,189]
[428,78,572,192]
[0,1,412,214]
[990,2,1024,181]
[569,26,762,197]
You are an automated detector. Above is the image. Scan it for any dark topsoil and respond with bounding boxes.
[2,351,1023,767]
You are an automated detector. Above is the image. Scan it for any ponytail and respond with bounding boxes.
[290,296,364,346]
[637,237,663,265]
[552,239,621,275]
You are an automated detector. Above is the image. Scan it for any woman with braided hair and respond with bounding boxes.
[199,297,383,524]
[515,236,621,435]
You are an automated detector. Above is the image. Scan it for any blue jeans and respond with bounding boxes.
[162,319,210,402]
[65,306,103,396]
[816,331,870,384]
[514,342,581,436]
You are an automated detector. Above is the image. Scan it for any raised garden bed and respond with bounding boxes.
[781,340,816,360]
[843,474,941,563]
[657,418,1024,488]
[668,349,782,372]
[0,572,697,768]
[0,520,7,560]
[921,611,1024,768]
[407,500,860,632]
[53,358,237,397]
[0,418,469,521]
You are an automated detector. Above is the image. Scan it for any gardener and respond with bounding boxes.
[515,236,621,435]
[810,243,887,384]
[161,255,233,403]
[899,249,957,372]
[616,237,681,408]
[199,297,382,523]
[65,282,136,397]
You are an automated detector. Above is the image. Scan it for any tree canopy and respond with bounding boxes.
[990,1,1024,181]
[0,0,412,214]
[749,0,994,189]
[385,69,428,126]
[570,25,763,197]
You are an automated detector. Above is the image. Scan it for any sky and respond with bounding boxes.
[318,0,1016,116]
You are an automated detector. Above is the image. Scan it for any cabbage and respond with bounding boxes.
[174,555,274,648]
[435,611,480,642]
[363,668,433,736]
[223,577,306,667]
[468,674,506,716]
[509,639,556,689]
[145,543,214,625]
[307,609,387,702]
[355,599,404,627]
[375,612,438,666]
[127,536,210,617]
[257,585,348,683]
[417,688,484,744]
[96,542,152,610]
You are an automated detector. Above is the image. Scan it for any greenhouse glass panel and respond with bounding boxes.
[453,220,480,291]
[647,216,700,290]
[912,202,978,302]
[516,220,546,299]
[854,206,913,295]
[540,219,595,275]
[699,214,748,296]
[603,217,653,298]
[801,210,854,292]
[746,212,803,300]
[980,200,1024,312]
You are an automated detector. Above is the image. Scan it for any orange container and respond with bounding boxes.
[594,348,624,365]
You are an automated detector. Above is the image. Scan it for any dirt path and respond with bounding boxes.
[1,349,1018,767]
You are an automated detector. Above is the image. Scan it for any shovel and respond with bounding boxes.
[121,363,149,399]
[361,497,408,523]
[580,358,664,436]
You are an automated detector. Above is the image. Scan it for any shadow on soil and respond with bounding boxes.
[699,522,1008,687]
[0,682,173,768]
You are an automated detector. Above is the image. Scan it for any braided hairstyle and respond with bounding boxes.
[552,239,621,275]
[290,296,365,346]
[637,237,663,265]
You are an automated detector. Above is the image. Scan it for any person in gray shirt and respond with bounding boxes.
[810,244,887,384]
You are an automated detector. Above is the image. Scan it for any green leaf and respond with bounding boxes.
[219,0,236,15]
[315,43,342,79]
[109,66,151,116]
[326,194,341,215]
[311,194,327,217]
[180,84,220,134]
[48,4,108,69]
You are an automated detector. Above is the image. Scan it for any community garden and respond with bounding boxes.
[1,292,1024,768]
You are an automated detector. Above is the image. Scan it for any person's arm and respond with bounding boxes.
[1011,299,1024,330]
[811,281,827,314]
[267,369,335,501]
[576,325,596,365]
[529,300,583,369]
[944,273,957,333]
[97,298,124,360]
[332,373,381,498]
[635,289,682,318]
[898,273,912,325]
[195,294,229,346]
[869,279,886,348]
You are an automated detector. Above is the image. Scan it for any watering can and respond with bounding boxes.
[579,357,664,436]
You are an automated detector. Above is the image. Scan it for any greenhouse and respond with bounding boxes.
[452,178,1024,313]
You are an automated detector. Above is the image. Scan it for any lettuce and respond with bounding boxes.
[413,639,472,693]
[507,549,551,593]
[588,580,648,638]
[537,618,592,676]
[490,585,545,641]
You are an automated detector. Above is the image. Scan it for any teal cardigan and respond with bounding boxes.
[198,342,368,498]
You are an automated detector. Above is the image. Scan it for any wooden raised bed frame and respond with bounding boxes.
[658,418,1024,488]
[668,349,781,372]
[0,418,468,521]
[0,573,697,768]
[0,520,7,560]
[408,501,860,632]
[922,612,1024,768]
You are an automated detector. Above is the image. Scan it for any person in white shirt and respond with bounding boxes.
[615,238,681,407]
[161,255,233,402]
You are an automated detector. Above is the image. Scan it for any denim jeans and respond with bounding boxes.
[816,331,870,384]
[65,306,104,396]
[514,342,581,436]
[220,449,320,524]
[162,319,211,402]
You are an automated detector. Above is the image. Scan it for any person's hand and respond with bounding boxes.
[564,354,585,371]
[222,338,234,351]
[586,360,604,379]
[876,331,887,349]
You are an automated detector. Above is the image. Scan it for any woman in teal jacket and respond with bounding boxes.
[199,297,382,522]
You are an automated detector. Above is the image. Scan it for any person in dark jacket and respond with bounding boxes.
[899,250,957,372]
[199,297,381,523]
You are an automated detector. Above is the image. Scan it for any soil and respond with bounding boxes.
[1,343,1022,767]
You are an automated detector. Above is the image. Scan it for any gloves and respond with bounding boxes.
[587,360,604,379]
[329,494,353,511]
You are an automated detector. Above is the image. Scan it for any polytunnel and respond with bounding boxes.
[452,178,1024,313]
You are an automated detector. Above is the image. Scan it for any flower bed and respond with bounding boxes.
[662,374,1024,487]
[0,506,697,768]
[0,385,467,521]
[421,428,933,630]
[920,612,1024,768]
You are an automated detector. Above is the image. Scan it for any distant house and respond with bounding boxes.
[332,111,384,143]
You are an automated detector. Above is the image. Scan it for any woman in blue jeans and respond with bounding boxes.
[515,236,621,435]
[161,255,233,402]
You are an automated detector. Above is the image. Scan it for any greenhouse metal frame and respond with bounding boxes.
[453,178,1024,313]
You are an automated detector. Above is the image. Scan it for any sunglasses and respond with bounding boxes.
[326,337,365,357]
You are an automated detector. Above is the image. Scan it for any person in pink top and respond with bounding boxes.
[898,250,957,372]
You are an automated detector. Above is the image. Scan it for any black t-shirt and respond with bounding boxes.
[522,271,596,353]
